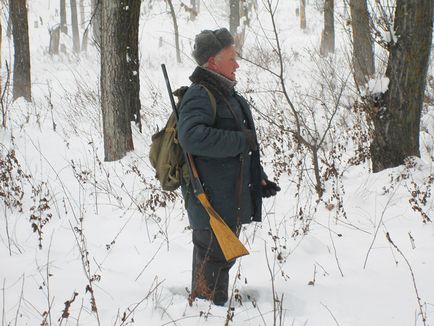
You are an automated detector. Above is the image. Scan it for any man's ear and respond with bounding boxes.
[207,56,216,69]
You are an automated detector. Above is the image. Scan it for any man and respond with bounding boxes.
[177,27,280,306]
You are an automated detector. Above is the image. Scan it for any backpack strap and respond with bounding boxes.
[200,85,217,123]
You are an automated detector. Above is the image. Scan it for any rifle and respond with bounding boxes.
[161,64,249,262]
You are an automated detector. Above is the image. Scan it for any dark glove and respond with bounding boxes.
[243,129,258,152]
[261,179,281,198]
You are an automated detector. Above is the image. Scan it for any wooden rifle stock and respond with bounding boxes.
[161,64,249,261]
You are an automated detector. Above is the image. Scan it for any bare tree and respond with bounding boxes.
[60,0,68,33]
[10,0,31,101]
[370,0,433,172]
[70,0,81,53]
[230,0,247,53]
[91,0,101,45]
[0,16,2,98]
[49,26,61,55]
[300,0,306,30]
[320,0,334,56]
[229,0,240,36]
[242,0,347,198]
[100,0,135,161]
[166,0,181,63]
[80,0,85,27]
[350,0,374,88]
[190,0,198,20]
[126,0,142,131]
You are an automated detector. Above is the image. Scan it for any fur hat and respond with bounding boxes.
[192,28,234,66]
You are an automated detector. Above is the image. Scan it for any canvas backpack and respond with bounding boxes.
[149,84,217,191]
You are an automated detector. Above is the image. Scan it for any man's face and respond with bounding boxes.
[208,45,239,81]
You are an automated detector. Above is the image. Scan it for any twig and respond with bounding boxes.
[4,207,12,256]
[1,61,10,128]
[224,263,242,326]
[118,278,165,326]
[135,240,164,281]
[386,232,427,326]
[46,233,54,326]
[321,303,340,326]
[76,298,84,326]
[264,240,282,326]
[68,220,101,326]
[14,274,25,326]
[308,264,317,286]
[363,184,400,269]
[2,278,5,326]
[328,213,344,277]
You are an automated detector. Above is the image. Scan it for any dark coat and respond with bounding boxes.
[177,66,265,229]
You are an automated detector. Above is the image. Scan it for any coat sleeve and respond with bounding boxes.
[178,85,248,158]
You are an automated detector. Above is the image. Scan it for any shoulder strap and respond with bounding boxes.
[201,85,217,123]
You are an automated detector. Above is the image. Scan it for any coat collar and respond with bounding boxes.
[189,66,237,97]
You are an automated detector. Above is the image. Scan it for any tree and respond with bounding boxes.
[300,0,306,30]
[229,0,240,36]
[126,0,142,131]
[60,0,67,33]
[100,0,138,161]
[70,0,81,53]
[10,0,31,101]
[49,26,61,55]
[350,0,374,88]
[80,0,85,27]
[190,0,199,20]
[230,0,246,53]
[166,0,181,63]
[319,0,334,56]
[370,0,433,172]
[91,0,101,45]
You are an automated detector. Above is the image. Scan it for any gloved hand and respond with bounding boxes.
[261,179,281,198]
[243,129,258,152]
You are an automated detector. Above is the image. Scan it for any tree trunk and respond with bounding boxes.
[300,0,306,29]
[6,5,12,38]
[91,0,101,46]
[10,0,31,102]
[166,0,181,63]
[126,0,142,131]
[49,26,61,55]
[0,21,2,104]
[70,0,80,53]
[60,0,68,33]
[80,0,85,27]
[229,0,240,36]
[370,0,433,172]
[240,0,251,27]
[81,28,89,52]
[320,0,334,56]
[190,0,197,21]
[230,0,244,53]
[101,0,134,161]
[350,0,374,87]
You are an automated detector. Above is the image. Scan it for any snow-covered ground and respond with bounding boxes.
[1,1,433,325]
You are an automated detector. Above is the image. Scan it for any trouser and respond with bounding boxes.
[191,228,237,306]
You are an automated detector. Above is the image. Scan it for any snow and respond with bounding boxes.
[382,29,398,44]
[1,1,433,326]
[367,77,390,95]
